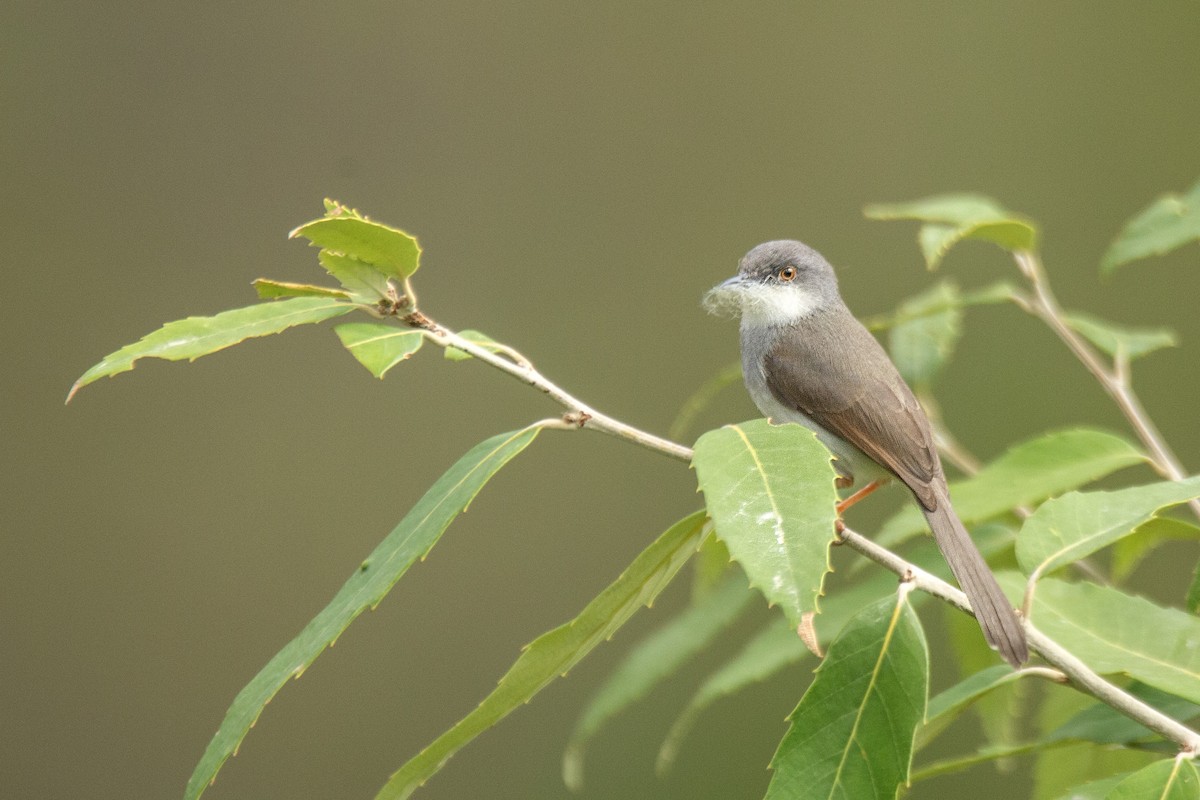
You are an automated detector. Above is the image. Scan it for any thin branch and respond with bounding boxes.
[1011,250,1200,519]
[399,300,1200,755]
[406,314,694,462]
[836,525,1200,754]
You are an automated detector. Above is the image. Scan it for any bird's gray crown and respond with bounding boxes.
[738,240,839,294]
[703,239,841,326]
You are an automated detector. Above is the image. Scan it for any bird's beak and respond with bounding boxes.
[702,274,751,317]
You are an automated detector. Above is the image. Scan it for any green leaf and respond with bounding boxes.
[765,590,929,800]
[318,250,393,300]
[1048,683,1200,746]
[335,323,425,378]
[443,329,505,361]
[888,281,963,385]
[865,193,1038,269]
[878,428,1146,546]
[1102,179,1200,274]
[1112,517,1200,583]
[184,426,542,800]
[917,664,1022,749]
[1105,759,1200,800]
[252,278,351,300]
[1016,476,1200,578]
[692,420,840,626]
[667,361,744,442]
[291,203,421,281]
[1023,578,1200,705]
[691,533,733,599]
[865,280,1017,332]
[658,568,901,773]
[376,511,708,800]
[1064,312,1177,361]
[562,572,754,790]
[68,297,354,401]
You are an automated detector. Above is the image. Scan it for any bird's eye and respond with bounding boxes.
[778,266,797,282]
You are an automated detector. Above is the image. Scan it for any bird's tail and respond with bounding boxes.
[922,490,1028,667]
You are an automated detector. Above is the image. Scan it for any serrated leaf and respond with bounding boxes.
[1064,312,1177,361]
[691,533,733,599]
[917,664,1021,749]
[1047,683,1200,746]
[1112,517,1200,583]
[888,281,963,385]
[1102,179,1200,274]
[879,428,1146,546]
[765,591,929,800]
[562,572,753,790]
[184,426,542,800]
[657,568,901,773]
[252,278,351,300]
[1022,578,1200,705]
[318,250,392,300]
[443,329,505,362]
[376,511,708,800]
[335,323,424,378]
[692,420,839,627]
[866,193,1038,269]
[291,212,421,281]
[1016,476,1200,578]
[68,297,354,401]
[1105,759,1200,800]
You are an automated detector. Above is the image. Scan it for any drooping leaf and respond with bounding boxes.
[376,511,708,800]
[252,278,351,300]
[68,297,354,401]
[765,590,929,800]
[1104,758,1200,800]
[335,323,425,379]
[667,361,744,442]
[318,250,392,299]
[942,599,1024,753]
[658,568,901,773]
[184,426,542,800]
[917,664,1021,749]
[888,281,963,385]
[1102,179,1200,274]
[1016,476,1200,579]
[1022,578,1200,705]
[562,572,754,790]
[1111,517,1200,583]
[692,420,840,626]
[865,193,1038,270]
[290,202,422,281]
[443,329,507,362]
[1047,683,1200,746]
[878,428,1146,546]
[1063,312,1178,361]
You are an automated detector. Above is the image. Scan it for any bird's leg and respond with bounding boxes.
[836,479,884,514]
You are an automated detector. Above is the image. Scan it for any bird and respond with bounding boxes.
[704,239,1027,667]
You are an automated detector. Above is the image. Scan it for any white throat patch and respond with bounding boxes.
[703,281,821,327]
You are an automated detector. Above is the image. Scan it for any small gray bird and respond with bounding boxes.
[705,240,1028,667]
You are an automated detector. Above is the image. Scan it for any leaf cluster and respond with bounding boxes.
[69,182,1200,800]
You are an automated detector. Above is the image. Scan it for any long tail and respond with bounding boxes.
[922,489,1028,667]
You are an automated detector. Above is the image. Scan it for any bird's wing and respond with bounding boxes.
[763,310,941,510]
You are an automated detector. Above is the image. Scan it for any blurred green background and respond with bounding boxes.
[5,2,1200,798]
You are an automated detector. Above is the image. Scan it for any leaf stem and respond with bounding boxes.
[1011,250,1200,519]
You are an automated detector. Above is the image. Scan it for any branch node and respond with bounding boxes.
[562,410,592,428]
